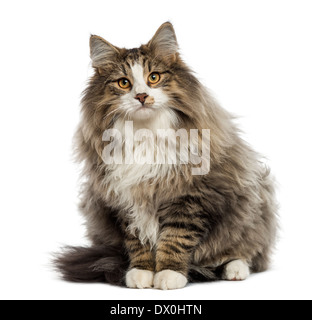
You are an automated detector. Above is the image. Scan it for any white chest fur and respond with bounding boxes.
[103,114,177,247]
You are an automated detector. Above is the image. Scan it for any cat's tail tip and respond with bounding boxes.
[53,245,128,285]
[188,264,221,282]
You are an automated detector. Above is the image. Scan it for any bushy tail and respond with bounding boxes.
[54,245,129,285]
[54,246,223,285]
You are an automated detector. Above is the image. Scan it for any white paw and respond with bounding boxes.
[223,260,250,281]
[126,268,154,289]
[154,270,188,290]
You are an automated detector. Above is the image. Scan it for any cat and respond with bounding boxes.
[55,22,278,290]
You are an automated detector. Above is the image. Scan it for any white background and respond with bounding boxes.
[0,0,311,300]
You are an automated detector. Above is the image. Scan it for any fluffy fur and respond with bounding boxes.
[55,22,278,289]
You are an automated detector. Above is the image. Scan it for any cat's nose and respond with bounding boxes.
[135,93,149,105]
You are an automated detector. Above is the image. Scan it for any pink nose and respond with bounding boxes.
[135,93,148,104]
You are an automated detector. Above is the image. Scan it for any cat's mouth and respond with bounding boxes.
[138,104,153,109]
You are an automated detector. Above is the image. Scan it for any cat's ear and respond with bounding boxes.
[148,22,178,60]
[90,35,119,68]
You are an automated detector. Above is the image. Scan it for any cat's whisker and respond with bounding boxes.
[102,106,126,123]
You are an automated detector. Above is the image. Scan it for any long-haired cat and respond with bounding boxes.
[55,22,278,289]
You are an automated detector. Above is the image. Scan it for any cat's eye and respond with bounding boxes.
[148,72,161,85]
[118,78,131,89]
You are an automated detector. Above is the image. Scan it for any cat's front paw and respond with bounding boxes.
[154,270,188,290]
[126,268,154,289]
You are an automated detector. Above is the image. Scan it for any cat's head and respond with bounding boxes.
[86,22,203,128]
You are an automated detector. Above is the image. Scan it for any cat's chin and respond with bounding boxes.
[130,107,155,120]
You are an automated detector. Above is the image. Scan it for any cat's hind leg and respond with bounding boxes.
[222,259,250,281]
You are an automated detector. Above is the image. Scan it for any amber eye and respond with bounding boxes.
[148,72,161,84]
[118,78,131,89]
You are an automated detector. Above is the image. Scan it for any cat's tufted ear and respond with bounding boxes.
[148,22,178,60]
[90,35,120,68]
